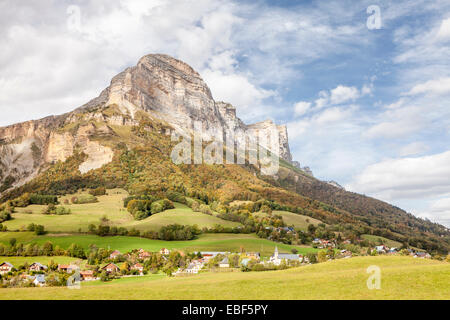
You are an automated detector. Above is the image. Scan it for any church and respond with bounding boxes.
[269,247,303,265]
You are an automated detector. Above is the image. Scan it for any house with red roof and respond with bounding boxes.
[0,262,13,274]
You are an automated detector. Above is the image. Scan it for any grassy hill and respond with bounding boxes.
[123,203,241,231]
[361,234,403,248]
[1,256,448,300]
[6,189,131,232]
[3,189,241,233]
[254,210,324,231]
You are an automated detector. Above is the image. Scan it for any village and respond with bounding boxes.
[0,240,432,288]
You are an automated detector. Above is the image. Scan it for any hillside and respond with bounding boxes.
[0,54,448,253]
[1,256,448,300]
[3,189,240,233]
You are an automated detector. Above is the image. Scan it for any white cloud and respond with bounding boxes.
[361,84,372,96]
[416,197,450,227]
[437,18,450,40]
[346,150,450,201]
[293,101,312,117]
[384,98,406,109]
[364,106,425,139]
[330,85,359,105]
[315,106,355,125]
[405,77,450,96]
[304,84,370,111]
[314,91,330,109]
[398,142,429,157]
[202,69,275,120]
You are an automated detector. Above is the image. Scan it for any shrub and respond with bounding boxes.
[30,194,58,205]
[71,194,98,204]
[190,200,200,212]
[199,204,212,215]
[151,199,174,215]
[158,224,199,241]
[134,210,148,220]
[150,202,163,215]
[0,211,11,223]
[33,224,45,235]
[42,204,71,215]
[123,195,158,208]
[89,187,106,196]
[260,205,272,214]
[166,192,186,204]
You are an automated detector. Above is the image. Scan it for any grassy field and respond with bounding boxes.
[82,274,166,287]
[361,235,403,248]
[122,203,240,231]
[273,211,323,230]
[1,233,316,257]
[0,256,448,300]
[4,189,241,233]
[6,189,132,232]
[0,232,36,244]
[0,256,82,266]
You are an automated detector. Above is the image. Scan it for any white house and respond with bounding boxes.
[0,262,13,274]
[29,262,48,272]
[159,248,171,255]
[33,274,46,286]
[109,250,121,260]
[184,260,204,274]
[375,245,389,253]
[219,257,230,268]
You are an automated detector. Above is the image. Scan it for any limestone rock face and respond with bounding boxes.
[79,54,293,157]
[0,53,295,193]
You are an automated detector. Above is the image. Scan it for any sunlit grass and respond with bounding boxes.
[0,256,447,300]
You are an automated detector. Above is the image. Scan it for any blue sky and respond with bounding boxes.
[0,0,449,226]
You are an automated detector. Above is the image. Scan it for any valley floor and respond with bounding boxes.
[0,256,448,300]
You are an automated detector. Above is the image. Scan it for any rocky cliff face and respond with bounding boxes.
[0,54,294,193]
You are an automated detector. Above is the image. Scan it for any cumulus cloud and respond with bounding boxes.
[427,198,450,225]
[405,77,450,96]
[437,18,450,40]
[364,105,426,139]
[413,197,450,227]
[293,101,312,117]
[315,106,356,124]
[202,68,275,119]
[329,85,359,105]
[346,150,450,201]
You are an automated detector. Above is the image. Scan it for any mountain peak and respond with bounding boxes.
[0,53,294,192]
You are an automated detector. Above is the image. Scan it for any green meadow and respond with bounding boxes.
[0,256,81,266]
[122,203,241,231]
[361,234,403,248]
[7,233,317,257]
[0,256,448,300]
[254,210,323,231]
[4,189,241,233]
